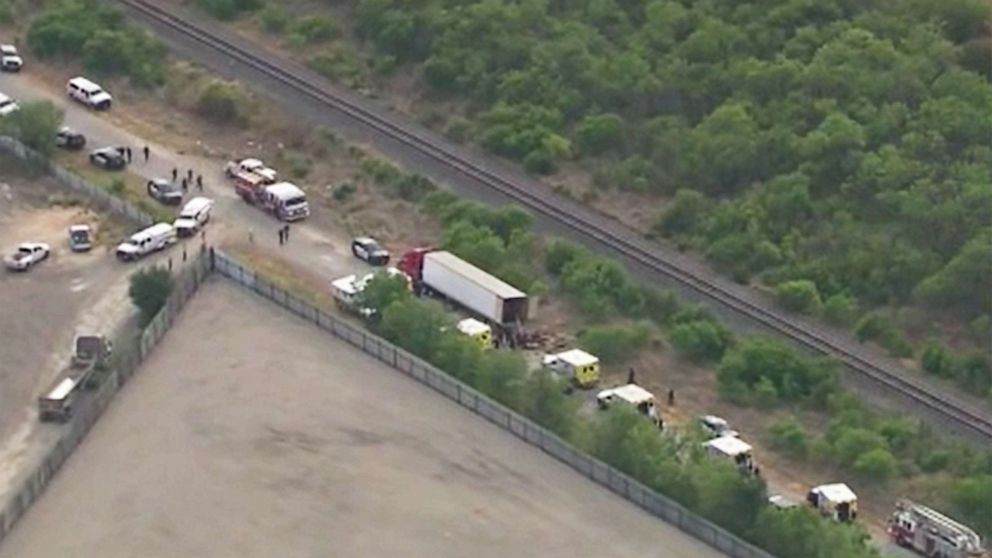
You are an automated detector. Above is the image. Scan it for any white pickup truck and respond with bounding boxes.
[224,158,277,184]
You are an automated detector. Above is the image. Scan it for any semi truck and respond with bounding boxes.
[397,249,529,329]
[889,499,985,558]
[38,336,112,423]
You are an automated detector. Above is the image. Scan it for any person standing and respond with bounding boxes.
[172,167,178,182]
[142,145,150,163]
[187,169,194,183]
[668,388,676,406]
[196,174,203,191]
[181,177,188,194]
[278,227,284,245]
[284,224,290,242]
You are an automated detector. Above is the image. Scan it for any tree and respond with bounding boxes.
[379,298,448,358]
[357,273,410,318]
[196,81,251,126]
[575,112,624,155]
[717,338,837,405]
[657,189,710,237]
[956,353,991,396]
[852,448,897,481]
[128,266,173,325]
[950,475,992,540]
[669,319,731,362]
[0,100,62,158]
[775,280,823,314]
[915,232,992,316]
[578,323,651,364]
[920,342,954,378]
[518,371,578,438]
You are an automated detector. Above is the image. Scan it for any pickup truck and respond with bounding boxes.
[224,158,277,184]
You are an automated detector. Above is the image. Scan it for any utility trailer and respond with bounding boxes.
[38,336,112,423]
[398,249,529,328]
[889,499,985,558]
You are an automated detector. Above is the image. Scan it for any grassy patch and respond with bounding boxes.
[54,152,176,224]
[224,243,338,311]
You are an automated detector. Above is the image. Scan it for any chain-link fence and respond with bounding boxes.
[213,251,777,558]
[0,252,210,545]
[0,133,775,557]
[0,136,154,227]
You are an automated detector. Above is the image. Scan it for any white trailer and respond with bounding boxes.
[889,499,984,558]
[807,483,858,522]
[419,250,528,326]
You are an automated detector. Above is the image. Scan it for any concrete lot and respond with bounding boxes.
[0,281,724,558]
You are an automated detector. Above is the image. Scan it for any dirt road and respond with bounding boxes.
[0,281,725,558]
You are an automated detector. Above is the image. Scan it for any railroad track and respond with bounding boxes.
[123,0,992,441]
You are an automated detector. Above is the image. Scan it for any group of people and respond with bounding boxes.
[170,167,204,194]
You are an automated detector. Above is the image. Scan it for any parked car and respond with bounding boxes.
[67,76,111,110]
[699,415,739,439]
[0,92,19,116]
[0,44,22,72]
[352,236,390,266]
[4,242,50,271]
[146,178,183,205]
[89,147,126,170]
[68,225,93,252]
[56,126,86,150]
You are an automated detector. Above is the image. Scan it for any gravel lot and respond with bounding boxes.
[0,171,139,495]
[0,280,724,558]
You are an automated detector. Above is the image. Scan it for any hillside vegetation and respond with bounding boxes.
[232,0,992,375]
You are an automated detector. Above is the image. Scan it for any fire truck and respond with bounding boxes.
[889,499,985,558]
[233,172,309,221]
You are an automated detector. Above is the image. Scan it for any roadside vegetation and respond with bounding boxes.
[363,174,992,547]
[205,0,992,397]
[0,100,62,158]
[26,0,167,87]
[128,266,173,325]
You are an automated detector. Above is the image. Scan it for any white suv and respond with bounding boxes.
[0,44,22,72]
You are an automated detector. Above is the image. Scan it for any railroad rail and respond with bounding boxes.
[122,0,992,441]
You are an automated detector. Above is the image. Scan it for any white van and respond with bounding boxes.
[67,76,112,110]
[116,223,176,262]
[173,197,214,237]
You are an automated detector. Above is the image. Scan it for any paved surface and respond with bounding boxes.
[0,70,369,285]
[0,281,725,558]
[120,1,992,441]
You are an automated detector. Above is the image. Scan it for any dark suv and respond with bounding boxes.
[89,147,126,170]
[146,178,183,205]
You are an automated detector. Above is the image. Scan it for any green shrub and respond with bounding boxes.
[281,150,312,179]
[198,0,262,20]
[921,342,954,377]
[657,189,710,238]
[717,338,838,406]
[853,448,898,481]
[669,319,731,362]
[333,182,356,202]
[290,15,337,45]
[575,113,624,155]
[0,101,62,159]
[775,280,823,314]
[957,353,992,396]
[767,417,808,458]
[822,293,858,326]
[109,178,126,194]
[258,4,290,33]
[578,323,651,364]
[195,80,251,126]
[129,266,173,325]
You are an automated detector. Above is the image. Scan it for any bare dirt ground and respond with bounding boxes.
[0,281,725,558]
[0,162,137,494]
